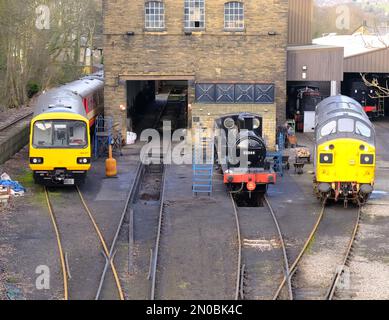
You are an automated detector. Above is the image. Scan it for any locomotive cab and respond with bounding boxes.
[29,89,93,186]
[214,113,277,205]
[30,112,91,186]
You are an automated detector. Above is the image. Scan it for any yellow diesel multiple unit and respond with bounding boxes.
[314,95,376,205]
[29,73,104,186]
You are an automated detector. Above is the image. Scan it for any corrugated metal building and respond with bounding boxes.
[287,45,344,82]
[288,0,313,46]
[344,48,389,73]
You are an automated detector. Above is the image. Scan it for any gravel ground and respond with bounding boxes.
[334,120,389,300]
[0,146,60,300]
[0,144,142,300]
[292,206,358,300]
[0,106,33,126]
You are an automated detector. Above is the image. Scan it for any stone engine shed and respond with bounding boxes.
[103,0,314,148]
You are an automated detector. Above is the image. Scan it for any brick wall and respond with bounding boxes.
[103,0,288,148]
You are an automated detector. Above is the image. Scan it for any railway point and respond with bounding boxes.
[1,0,389,309]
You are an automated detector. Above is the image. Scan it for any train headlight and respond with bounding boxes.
[360,154,374,165]
[77,158,91,164]
[253,118,261,130]
[30,158,44,164]
[320,153,333,164]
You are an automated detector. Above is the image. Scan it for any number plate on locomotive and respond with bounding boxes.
[243,151,256,155]
[64,179,75,185]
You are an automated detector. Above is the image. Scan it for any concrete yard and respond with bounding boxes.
[1,120,389,300]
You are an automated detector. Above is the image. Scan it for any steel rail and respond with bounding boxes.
[44,187,69,300]
[95,161,144,300]
[76,186,125,300]
[230,194,243,300]
[326,206,361,300]
[273,201,327,300]
[0,112,33,132]
[264,196,293,300]
[150,165,167,300]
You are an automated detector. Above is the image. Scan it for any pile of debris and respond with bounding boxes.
[0,185,11,209]
[296,147,311,159]
[0,173,26,210]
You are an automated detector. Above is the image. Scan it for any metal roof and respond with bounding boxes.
[313,34,389,58]
[313,34,389,73]
[61,73,104,98]
[34,89,86,117]
[315,95,374,144]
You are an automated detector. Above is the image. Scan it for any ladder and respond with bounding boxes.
[94,115,113,159]
[192,136,214,196]
[94,115,123,158]
[378,98,385,117]
[267,132,285,177]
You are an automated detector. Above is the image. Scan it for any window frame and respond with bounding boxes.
[32,120,88,150]
[145,1,166,31]
[224,1,245,31]
[320,120,337,138]
[184,0,206,31]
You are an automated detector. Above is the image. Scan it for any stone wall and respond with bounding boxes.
[103,0,289,147]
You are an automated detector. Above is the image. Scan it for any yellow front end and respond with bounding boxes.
[316,138,375,185]
[29,112,91,185]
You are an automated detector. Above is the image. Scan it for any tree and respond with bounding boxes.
[0,0,102,110]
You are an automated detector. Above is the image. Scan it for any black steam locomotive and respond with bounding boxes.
[215,113,276,204]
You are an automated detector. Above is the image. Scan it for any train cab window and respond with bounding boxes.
[33,120,87,149]
[33,122,53,147]
[338,118,354,133]
[356,121,371,138]
[320,121,337,138]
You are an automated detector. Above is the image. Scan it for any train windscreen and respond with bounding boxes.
[33,120,87,149]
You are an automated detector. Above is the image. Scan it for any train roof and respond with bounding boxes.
[34,89,86,118]
[315,95,375,144]
[316,95,366,115]
[33,71,104,118]
[60,74,104,98]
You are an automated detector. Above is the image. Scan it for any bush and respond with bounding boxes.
[27,81,41,98]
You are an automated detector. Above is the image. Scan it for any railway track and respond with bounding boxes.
[149,164,167,300]
[44,186,125,300]
[273,201,362,300]
[231,194,293,300]
[0,111,33,133]
[95,161,145,300]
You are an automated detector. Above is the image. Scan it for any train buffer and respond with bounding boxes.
[192,137,214,196]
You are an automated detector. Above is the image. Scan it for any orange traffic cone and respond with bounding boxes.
[106,145,117,177]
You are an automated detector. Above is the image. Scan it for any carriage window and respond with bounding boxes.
[338,118,354,133]
[356,121,371,138]
[33,120,87,149]
[320,121,337,137]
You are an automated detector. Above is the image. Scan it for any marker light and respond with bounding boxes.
[247,181,256,191]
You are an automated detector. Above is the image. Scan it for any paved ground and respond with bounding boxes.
[155,164,237,300]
